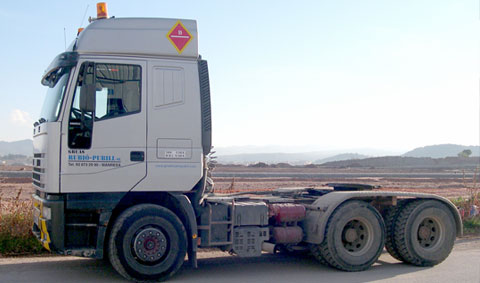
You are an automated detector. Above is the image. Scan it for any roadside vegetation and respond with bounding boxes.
[451,168,480,235]
[462,215,480,234]
[451,194,480,235]
[0,189,45,256]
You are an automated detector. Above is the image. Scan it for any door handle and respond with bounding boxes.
[130,151,145,162]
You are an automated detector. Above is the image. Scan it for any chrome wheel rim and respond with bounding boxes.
[133,227,168,263]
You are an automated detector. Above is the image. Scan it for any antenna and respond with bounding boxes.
[64,27,67,50]
[80,5,89,27]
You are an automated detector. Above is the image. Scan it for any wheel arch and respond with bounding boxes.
[104,191,197,267]
[303,191,462,244]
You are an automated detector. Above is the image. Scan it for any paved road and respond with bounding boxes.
[0,238,479,283]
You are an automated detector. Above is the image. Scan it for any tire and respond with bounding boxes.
[310,244,330,267]
[313,200,385,271]
[109,204,187,282]
[394,200,456,266]
[384,200,410,261]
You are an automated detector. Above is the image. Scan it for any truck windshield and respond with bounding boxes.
[39,68,71,122]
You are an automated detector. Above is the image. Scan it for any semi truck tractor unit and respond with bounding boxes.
[33,4,462,282]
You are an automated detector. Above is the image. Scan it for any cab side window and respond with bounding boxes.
[95,64,141,120]
[68,63,142,149]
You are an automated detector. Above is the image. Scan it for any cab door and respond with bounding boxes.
[60,59,147,193]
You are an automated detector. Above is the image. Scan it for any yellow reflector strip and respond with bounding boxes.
[40,219,51,251]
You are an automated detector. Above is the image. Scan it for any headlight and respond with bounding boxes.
[42,206,51,220]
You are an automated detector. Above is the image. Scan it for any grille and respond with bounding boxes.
[33,167,45,173]
[33,180,45,188]
[32,172,41,181]
[32,153,46,189]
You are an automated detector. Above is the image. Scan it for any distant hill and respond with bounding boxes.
[0,140,33,156]
[403,144,480,158]
[216,144,480,165]
[216,152,330,165]
[321,156,480,169]
[214,145,401,157]
[314,153,369,164]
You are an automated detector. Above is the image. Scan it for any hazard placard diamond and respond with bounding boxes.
[166,20,193,54]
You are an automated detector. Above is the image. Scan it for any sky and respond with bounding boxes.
[0,0,478,153]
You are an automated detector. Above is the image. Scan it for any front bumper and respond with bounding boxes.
[32,193,65,252]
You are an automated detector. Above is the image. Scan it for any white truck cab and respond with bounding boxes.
[34,18,210,195]
[32,4,462,282]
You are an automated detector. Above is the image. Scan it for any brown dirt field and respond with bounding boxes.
[212,176,472,198]
[0,166,476,201]
[0,165,32,172]
[0,183,33,203]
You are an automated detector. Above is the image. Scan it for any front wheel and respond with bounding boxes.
[311,200,385,271]
[108,204,187,282]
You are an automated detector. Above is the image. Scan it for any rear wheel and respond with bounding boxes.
[394,200,456,266]
[312,200,385,271]
[310,244,330,267]
[384,199,410,261]
[109,204,187,282]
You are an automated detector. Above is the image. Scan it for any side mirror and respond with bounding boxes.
[80,83,96,112]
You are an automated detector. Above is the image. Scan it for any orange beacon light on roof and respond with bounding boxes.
[96,2,108,19]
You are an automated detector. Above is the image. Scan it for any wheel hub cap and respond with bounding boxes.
[342,219,369,253]
[345,228,358,242]
[417,218,439,248]
[418,226,430,239]
[133,227,167,262]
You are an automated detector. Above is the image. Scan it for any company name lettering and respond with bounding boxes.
[68,155,117,161]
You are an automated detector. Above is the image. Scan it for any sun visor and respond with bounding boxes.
[41,52,78,86]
